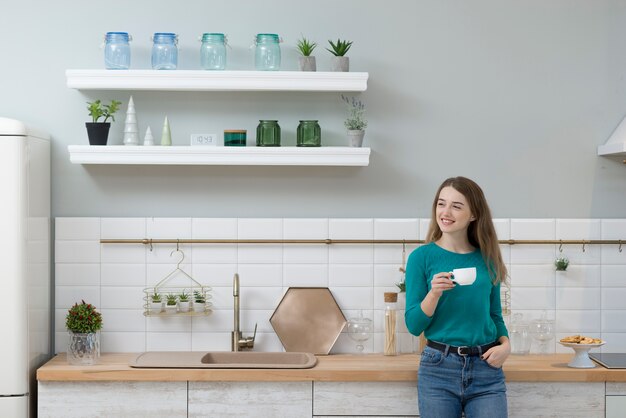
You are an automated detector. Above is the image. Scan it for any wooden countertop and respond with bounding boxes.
[37,353,626,382]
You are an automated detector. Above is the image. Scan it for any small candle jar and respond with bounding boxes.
[224,130,247,146]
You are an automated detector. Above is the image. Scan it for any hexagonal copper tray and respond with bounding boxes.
[270,287,346,355]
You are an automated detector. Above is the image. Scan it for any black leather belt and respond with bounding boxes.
[427,340,500,356]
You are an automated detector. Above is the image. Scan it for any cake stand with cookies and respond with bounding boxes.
[559,335,605,368]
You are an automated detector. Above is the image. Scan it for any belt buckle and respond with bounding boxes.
[457,346,470,356]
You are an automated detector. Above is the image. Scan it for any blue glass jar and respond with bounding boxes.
[151,33,178,70]
[255,34,281,71]
[104,32,131,70]
[200,33,226,70]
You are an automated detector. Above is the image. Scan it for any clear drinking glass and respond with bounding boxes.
[347,311,372,354]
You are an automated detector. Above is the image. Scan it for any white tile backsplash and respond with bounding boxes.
[52,217,626,355]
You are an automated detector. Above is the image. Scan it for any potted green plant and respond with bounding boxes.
[555,257,569,271]
[326,38,352,72]
[150,292,163,313]
[193,290,206,313]
[178,290,191,313]
[165,293,178,313]
[296,36,317,71]
[65,300,103,365]
[86,99,121,146]
[341,94,368,147]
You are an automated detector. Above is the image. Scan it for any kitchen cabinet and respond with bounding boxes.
[507,382,604,418]
[606,382,626,418]
[66,69,370,167]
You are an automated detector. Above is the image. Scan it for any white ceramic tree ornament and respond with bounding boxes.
[123,96,139,146]
[143,126,154,146]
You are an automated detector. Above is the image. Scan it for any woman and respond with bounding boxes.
[405,176,510,418]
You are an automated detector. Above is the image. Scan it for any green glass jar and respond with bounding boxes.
[296,120,321,147]
[224,130,246,146]
[256,120,281,146]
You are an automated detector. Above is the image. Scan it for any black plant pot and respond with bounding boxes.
[85,122,111,146]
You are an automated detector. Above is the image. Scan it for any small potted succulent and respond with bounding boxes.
[178,290,191,313]
[326,38,352,72]
[341,94,368,147]
[165,293,178,313]
[193,290,206,313]
[296,36,317,71]
[86,99,121,146]
[65,300,103,365]
[150,292,163,313]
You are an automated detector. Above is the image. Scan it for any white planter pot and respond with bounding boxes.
[331,56,349,72]
[347,130,365,147]
[166,303,178,313]
[178,301,191,313]
[193,302,206,313]
[299,56,316,71]
[150,301,163,313]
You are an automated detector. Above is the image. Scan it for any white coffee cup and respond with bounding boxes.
[451,267,477,286]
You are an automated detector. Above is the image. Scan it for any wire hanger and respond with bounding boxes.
[153,240,204,290]
[398,241,407,274]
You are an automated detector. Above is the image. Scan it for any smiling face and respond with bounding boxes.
[435,186,476,237]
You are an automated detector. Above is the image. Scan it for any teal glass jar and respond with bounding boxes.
[200,33,226,70]
[256,120,281,146]
[254,34,281,71]
[224,130,246,146]
[296,120,321,147]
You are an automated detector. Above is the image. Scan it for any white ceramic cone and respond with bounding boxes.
[123,96,139,145]
[143,126,154,146]
[161,116,171,146]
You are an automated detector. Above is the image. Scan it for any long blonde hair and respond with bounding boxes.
[426,176,507,284]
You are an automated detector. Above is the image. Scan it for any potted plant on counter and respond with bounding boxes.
[327,38,352,72]
[65,300,103,365]
[296,36,317,71]
[86,99,121,146]
[341,94,368,147]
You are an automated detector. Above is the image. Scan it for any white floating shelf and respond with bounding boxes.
[66,70,368,92]
[597,141,626,157]
[68,145,370,166]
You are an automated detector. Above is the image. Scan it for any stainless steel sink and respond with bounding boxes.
[129,351,317,369]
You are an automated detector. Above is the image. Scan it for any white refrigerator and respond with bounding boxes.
[0,117,50,417]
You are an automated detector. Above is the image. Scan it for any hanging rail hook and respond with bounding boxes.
[170,239,185,268]
[582,241,586,253]
[399,240,407,273]
[619,240,623,253]
[149,239,153,252]
[558,240,563,253]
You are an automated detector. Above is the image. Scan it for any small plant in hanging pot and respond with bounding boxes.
[296,36,317,71]
[165,293,178,313]
[555,256,569,271]
[193,290,206,313]
[65,300,103,365]
[178,290,191,313]
[150,292,163,313]
[327,38,352,72]
[341,94,367,147]
[86,99,121,146]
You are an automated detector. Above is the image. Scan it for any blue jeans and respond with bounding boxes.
[418,345,507,418]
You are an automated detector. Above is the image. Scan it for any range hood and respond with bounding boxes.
[598,115,626,157]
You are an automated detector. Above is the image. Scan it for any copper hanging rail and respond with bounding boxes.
[99,238,624,247]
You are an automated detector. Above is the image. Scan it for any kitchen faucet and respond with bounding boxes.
[232,273,256,351]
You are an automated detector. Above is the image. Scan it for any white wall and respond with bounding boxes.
[55,217,626,354]
[0,1,625,218]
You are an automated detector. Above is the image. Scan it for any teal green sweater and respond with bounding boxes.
[404,242,508,347]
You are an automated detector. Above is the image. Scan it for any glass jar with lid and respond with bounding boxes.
[254,33,281,71]
[104,32,131,70]
[151,33,178,70]
[200,33,226,70]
